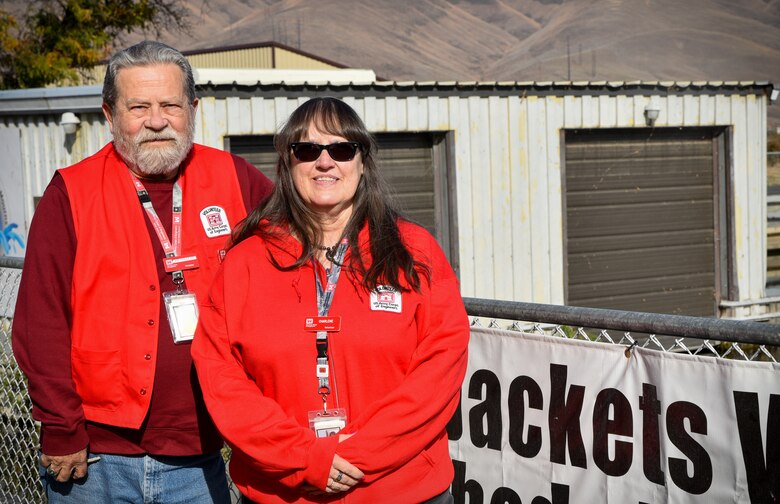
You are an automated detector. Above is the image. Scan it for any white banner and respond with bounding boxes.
[448,328,780,503]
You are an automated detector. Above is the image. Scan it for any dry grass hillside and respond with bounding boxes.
[5,0,780,124]
[143,0,780,125]
[165,0,780,81]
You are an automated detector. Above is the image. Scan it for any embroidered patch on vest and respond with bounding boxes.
[200,206,231,237]
[370,285,402,313]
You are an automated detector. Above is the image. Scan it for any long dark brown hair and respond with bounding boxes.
[231,97,429,292]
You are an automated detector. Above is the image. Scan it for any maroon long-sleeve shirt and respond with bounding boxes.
[12,151,273,456]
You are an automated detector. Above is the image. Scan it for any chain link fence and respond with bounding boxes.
[0,258,243,503]
[0,257,41,504]
[1,259,778,502]
[464,297,780,362]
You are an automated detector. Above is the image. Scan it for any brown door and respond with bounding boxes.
[564,128,723,316]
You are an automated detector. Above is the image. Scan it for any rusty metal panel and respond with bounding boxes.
[565,128,717,316]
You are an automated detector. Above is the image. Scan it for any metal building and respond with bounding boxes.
[75,41,347,86]
[182,42,346,71]
[0,79,775,319]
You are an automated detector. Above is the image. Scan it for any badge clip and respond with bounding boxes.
[308,408,347,438]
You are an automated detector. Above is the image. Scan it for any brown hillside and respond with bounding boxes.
[4,0,780,124]
[149,0,780,125]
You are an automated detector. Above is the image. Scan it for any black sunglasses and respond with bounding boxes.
[290,142,361,162]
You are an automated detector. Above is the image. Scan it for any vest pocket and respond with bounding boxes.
[71,346,122,411]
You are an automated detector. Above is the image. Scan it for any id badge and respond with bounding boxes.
[163,291,199,343]
[163,255,200,273]
[308,409,347,438]
[304,316,342,332]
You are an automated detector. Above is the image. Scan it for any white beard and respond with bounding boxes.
[113,115,195,178]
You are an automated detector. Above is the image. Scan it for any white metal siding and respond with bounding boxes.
[3,91,768,307]
[0,113,110,217]
[186,92,772,305]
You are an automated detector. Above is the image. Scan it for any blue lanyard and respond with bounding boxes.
[314,238,348,405]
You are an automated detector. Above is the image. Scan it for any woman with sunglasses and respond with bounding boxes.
[192,97,469,503]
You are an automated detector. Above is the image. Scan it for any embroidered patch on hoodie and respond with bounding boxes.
[370,285,402,313]
[200,206,231,237]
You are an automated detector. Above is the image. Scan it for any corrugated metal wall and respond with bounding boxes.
[68,46,340,85]
[185,47,338,70]
[0,90,768,309]
[274,47,339,70]
[194,92,765,306]
[0,113,110,212]
[186,47,275,69]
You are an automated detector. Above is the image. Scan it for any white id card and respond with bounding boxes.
[308,409,347,438]
[163,291,199,343]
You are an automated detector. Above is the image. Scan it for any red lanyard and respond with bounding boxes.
[130,173,185,290]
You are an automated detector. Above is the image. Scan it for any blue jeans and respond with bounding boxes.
[41,451,230,504]
[243,489,453,504]
[420,490,454,504]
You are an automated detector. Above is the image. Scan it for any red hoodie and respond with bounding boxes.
[192,220,469,503]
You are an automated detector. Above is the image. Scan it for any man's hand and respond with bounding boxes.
[41,448,88,482]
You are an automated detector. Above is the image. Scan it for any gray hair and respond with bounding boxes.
[102,40,196,109]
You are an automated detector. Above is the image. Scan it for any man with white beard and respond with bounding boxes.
[13,41,273,503]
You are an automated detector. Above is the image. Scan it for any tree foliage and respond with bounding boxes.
[0,0,192,90]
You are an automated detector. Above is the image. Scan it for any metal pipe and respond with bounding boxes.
[0,257,24,269]
[463,297,780,347]
[720,296,780,307]
[2,256,778,347]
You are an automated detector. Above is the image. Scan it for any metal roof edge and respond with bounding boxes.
[195,79,776,100]
[192,68,377,86]
[0,85,103,115]
[182,41,350,69]
[0,80,775,115]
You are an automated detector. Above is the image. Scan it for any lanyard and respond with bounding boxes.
[130,173,185,291]
[314,238,348,408]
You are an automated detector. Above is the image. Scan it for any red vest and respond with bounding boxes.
[60,143,248,428]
